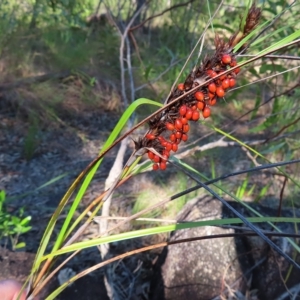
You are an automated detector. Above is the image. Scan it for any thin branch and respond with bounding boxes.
[239,54,300,61]
[164,0,225,105]
[263,116,300,144]
[47,230,300,299]
[171,162,300,270]
[130,0,197,31]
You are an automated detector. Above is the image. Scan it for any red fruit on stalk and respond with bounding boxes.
[179,105,187,116]
[222,78,230,89]
[234,67,240,74]
[162,154,168,161]
[191,105,197,111]
[153,155,161,163]
[208,98,217,106]
[175,119,183,130]
[175,131,182,139]
[202,107,211,118]
[166,122,175,131]
[177,83,185,91]
[221,54,232,65]
[185,109,193,120]
[192,110,200,121]
[166,142,172,152]
[160,161,167,170]
[230,59,237,67]
[197,101,205,110]
[208,92,215,99]
[181,134,188,142]
[195,91,204,101]
[161,140,167,147]
[163,150,170,158]
[153,163,159,171]
[208,83,216,93]
[219,73,227,81]
[146,133,156,140]
[229,78,236,87]
[148,151,154,160]
[216,86,225,97]
[181,117,188,125]
[172,143,178,152]
[183,124,190,133]
[207,70,217,77]
[170,133,176,142]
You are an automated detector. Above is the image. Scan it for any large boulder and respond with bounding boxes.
[150,196,300,299]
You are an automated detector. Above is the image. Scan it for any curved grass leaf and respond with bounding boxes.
[41,216,300,260]
[31,98,162,278]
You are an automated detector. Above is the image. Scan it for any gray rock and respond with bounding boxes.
[150,196,300,300]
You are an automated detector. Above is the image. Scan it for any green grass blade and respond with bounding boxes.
[32,98,162,272]
[41,216,300,260]
[49,98,163,252]
[256,29,300,56]
[6,173,68,202]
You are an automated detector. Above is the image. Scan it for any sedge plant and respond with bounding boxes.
[17,1,300,299]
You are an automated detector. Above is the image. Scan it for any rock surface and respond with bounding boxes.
[150,196,300,300]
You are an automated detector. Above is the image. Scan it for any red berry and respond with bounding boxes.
[183,124,190,133]
[230,59,237,67]
[222,54,231,64]
[208,83,216,93]
[153,163,159,171]
[216,86,225,98]
[160,161,167,170]
[153,155,161,163]
[179,105,187,116]
[185,109,193,120]
[166,122,175,131]
[170,133,176,142]
[181,134,188,142]
[207,70,217,77]
[163,150,170,158]
[162,154,168,161]
[161,140,167,147]
[181,117,188,125]
[175,138,181,144]
[208,98,217,106]
[177,83,185,91]
[146,133,156,140]
[195,91,204,101]
[175,119,183,130]
[222,78,230,89]
[208,92,215,99]
[202,107,211,118]
[197,101,205,110]
[166,142,172,152]
[229,78,236,87]
[175,131,182,139]
[172,143,178,152]
[234,67,240,74]
[148,151,154,160]
[192,110,200,121]
[219,73,227,81]
[191,105,197,111]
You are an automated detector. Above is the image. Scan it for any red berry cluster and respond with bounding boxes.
[136,4,262,171]
[142,53,240,171]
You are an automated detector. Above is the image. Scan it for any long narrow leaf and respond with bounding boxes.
[41,216,300,260]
